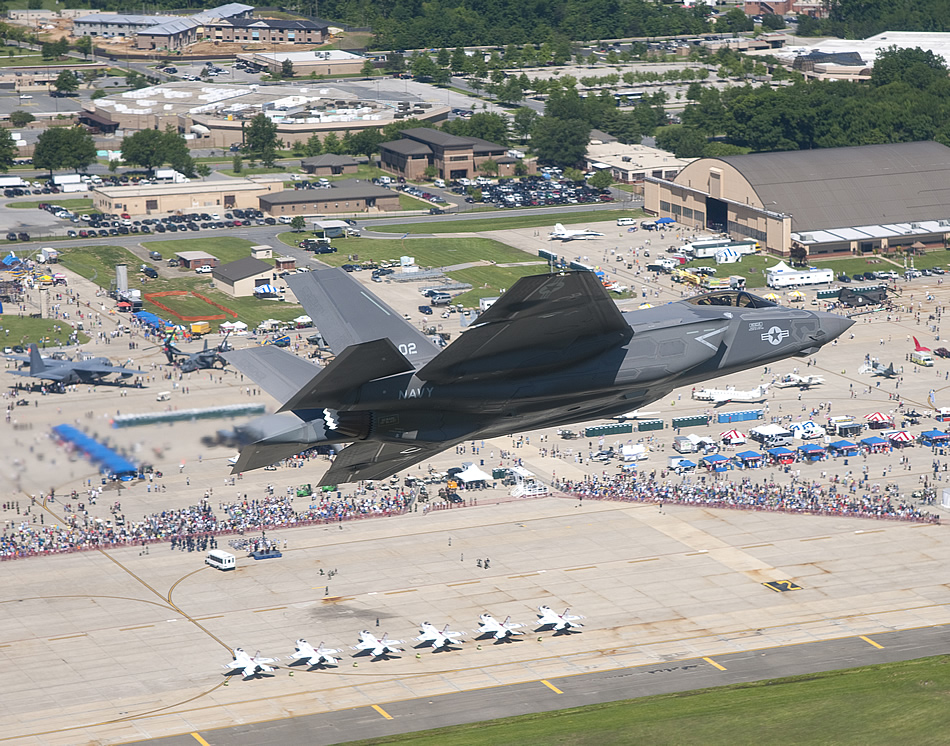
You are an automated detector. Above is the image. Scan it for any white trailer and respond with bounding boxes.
[59,182,89,193]
[0,176,26,189]
[767,267,834,289]
[683,238,757,259]
[52,174,83,186]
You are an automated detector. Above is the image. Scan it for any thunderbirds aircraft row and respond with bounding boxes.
[224,608,585,679]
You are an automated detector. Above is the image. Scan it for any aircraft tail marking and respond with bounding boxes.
[913,336,931,352]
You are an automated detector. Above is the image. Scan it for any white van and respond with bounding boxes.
[205,550,236,570]
[433,178,446,188]
[911,350,934,367]
[616,217,637,226]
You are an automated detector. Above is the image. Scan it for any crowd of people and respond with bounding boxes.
[0,491,414,561]
[554,472,939,523]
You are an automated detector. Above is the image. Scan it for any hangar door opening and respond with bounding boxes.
[706,197,728,233]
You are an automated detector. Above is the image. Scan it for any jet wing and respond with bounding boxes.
[319,439,450,486]
[417,271,632,384]
[9,369,68,381]
[224,346,323,405]
[78,363,148,377]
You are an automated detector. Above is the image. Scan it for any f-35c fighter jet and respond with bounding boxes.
[223,269,852,485]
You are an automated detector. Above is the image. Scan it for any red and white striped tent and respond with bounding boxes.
[720,430,746,443]
[865,412,892,422]
[888,431,914,443]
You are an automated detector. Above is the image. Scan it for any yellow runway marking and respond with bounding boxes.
[49,633,87,641]
[801,536,830,542]
[565,566,595,572]
[742,543,773,549]
[372,704,393,720]
[120,625,154,632]
[703,657,727,671]
[860,635,884,649]
[628,557,659,563]
[447,581,480,587]
[384,589,416,595]
[190,733,211,746]
[253,607,286,613]
[509,573,539,578]
[194,615,223,621]
[686,551,709,556]
[541,679,563,694]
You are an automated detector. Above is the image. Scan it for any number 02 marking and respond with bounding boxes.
[399,343,417,356]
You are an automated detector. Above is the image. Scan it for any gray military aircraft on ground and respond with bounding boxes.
[6,344,147,390]
[163,334,231,373]
[222,269,852,484]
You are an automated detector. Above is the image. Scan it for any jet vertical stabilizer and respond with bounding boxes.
[28,344,47,376]
[286,269,440,365]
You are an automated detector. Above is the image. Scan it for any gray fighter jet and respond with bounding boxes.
[223,270,852,484]
[7,343,146,390]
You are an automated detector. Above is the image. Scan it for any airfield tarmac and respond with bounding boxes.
[3,227,950,744]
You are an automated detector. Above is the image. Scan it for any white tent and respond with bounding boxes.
[254,285,278,294]
[456,463,493,483]
[715,248,741,264]
[621,444,647,461]
[294,315,312,325]
[768,261,793,273]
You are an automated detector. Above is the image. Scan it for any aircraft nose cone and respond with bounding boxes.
[816,311,854,343]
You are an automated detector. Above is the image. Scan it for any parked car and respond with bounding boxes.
[418,305,433,315]
[195,265,213,274]
[837,274,851,283]
[935,348,950,359]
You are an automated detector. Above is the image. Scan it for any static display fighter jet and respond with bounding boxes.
[536,606,584,632]
[6,343,146,390]
[414,622,465,651]
[352,631,403,659]
[163,334,231,373]
[289,639,342,667]
[224,648,279,679]
[773,373,824,389]
[222,270,852,485]
[548,223,605,241]
[475,613,526,640]
[860,360,897,378]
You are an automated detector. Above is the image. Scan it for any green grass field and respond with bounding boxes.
[7,199,99,216]
[312,237,535,270]
[398,193,435,211]
[0,54,45,68]
[59,242,299,329]
[372,209,645,234]
[350,656,950,746]
[447,265,547,306]
[0,316,89,346]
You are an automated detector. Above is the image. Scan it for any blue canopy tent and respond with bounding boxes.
[798,443,826,461]
[53,424,138,480]
[655,217,675,224]
[828,440,857,453]
[767,446,795,464]
[702,453,730,472]
[920,429,950,446]
[672,458,696,471]
[735,450,764,467]
[860,435,890,452]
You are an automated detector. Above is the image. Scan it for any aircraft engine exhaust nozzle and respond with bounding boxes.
[325,409,373,440]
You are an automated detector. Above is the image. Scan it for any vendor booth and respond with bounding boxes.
[702,453,730,472]
[860,435,891,453]
[735,450,764,468]
[767,446,795,465]
[798,443,826,461]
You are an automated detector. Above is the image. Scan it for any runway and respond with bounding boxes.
[133,622,950,746]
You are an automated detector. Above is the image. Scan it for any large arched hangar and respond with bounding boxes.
[644,141,950,258]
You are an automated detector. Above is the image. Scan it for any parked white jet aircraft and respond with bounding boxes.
[773,373,824,389]
[475,613,526,640]
[549,223,604,241]
[224,648,279,679]
[353,630,404,658]
[415,622,465,651]
[692,383,770,404]
[289,639,343,667]
[536,606,584,631]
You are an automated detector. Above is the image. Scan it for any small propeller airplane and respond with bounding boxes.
[224,648,279,679]
[289,639,343,667]
[536,606,584,632]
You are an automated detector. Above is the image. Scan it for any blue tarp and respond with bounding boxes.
[134,310,168,331]
[703,454,729,463]
[921,430,949,440]
[860,436,887,446]
[52,424,137,479]
[674,459,696,468]
[655,217,675,224]
[798,444,825,452]
[767,447,794,456]
[736,450,763,460]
